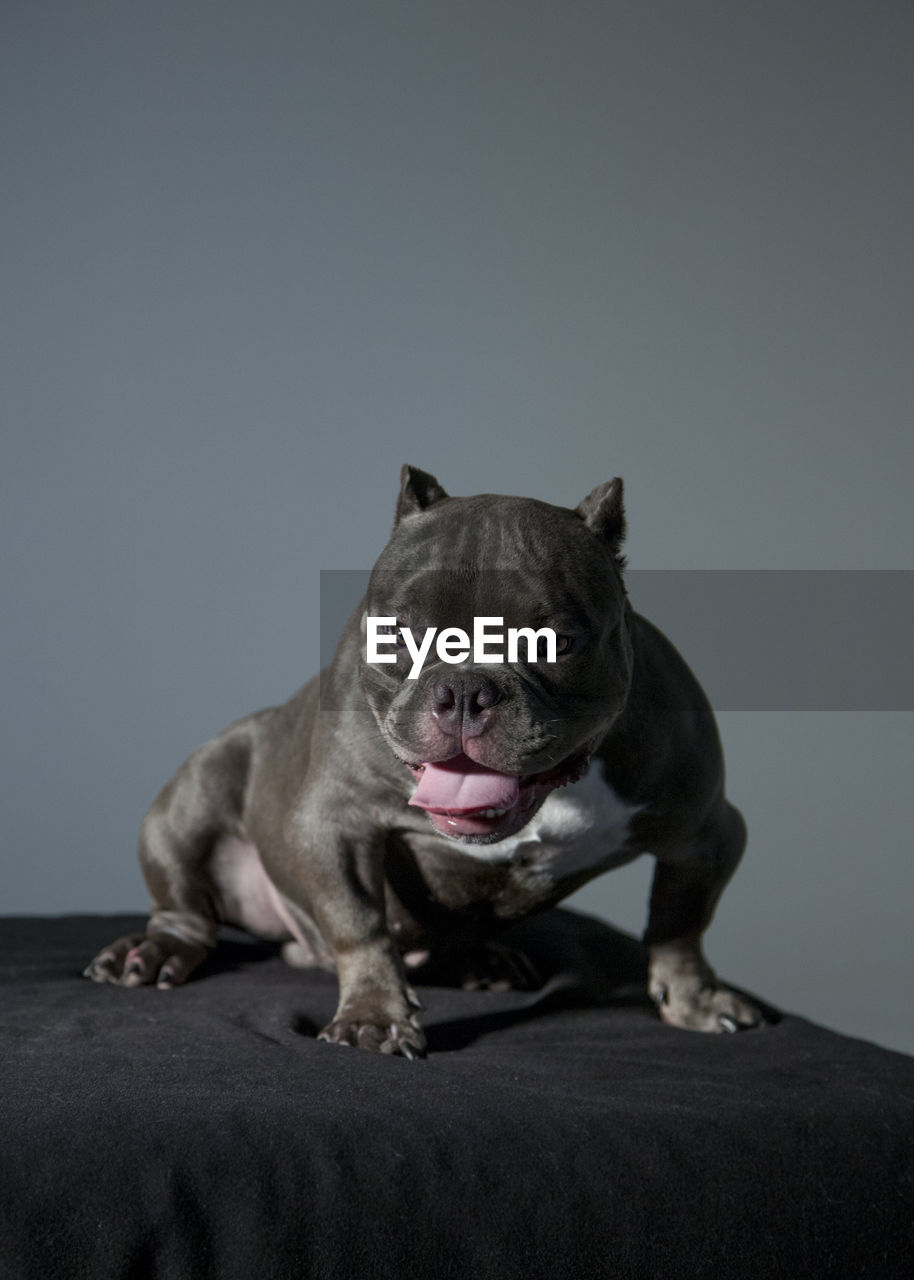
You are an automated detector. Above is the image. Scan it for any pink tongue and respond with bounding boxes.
[409,754,520,813]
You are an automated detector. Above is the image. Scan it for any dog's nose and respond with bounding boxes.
[431,674,502,734]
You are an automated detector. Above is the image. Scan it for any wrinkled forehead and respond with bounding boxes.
[367,496,620,623]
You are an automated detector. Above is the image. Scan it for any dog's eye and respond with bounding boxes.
[531,634,574,660]
[377,623,408,649]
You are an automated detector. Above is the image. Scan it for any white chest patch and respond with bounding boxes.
[457,761,645,880]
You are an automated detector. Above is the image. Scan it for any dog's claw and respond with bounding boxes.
[320,1015,426,1057]
[84,951,116,981]
[652,985,668,1008]
[719,1014,739,1033]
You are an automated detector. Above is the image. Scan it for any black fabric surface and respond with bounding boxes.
[1,912,912,1280]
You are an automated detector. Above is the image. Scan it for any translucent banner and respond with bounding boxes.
[320,570,914,711]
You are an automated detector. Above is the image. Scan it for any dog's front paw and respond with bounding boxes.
[652,977,763,1033]
[317,1011,427,1058]
[648,942,764,1033]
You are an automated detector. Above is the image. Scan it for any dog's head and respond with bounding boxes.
[360,465,633,844]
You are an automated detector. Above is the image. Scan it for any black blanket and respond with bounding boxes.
[1,912,911,1279]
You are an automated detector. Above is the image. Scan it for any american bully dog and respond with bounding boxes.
[85,466,763,1057]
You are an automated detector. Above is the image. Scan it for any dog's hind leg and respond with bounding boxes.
[84,719,258,988]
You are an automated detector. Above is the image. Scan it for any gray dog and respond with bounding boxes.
[86,466,762,1056]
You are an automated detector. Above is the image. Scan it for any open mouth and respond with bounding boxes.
[404,747,592,842]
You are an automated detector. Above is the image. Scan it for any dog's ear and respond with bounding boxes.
[395,465,449,524]
[576,478,626,564]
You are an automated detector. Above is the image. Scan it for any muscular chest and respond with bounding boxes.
[402,763,645,920]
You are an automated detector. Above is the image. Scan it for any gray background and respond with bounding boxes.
[2,1,911,1053]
